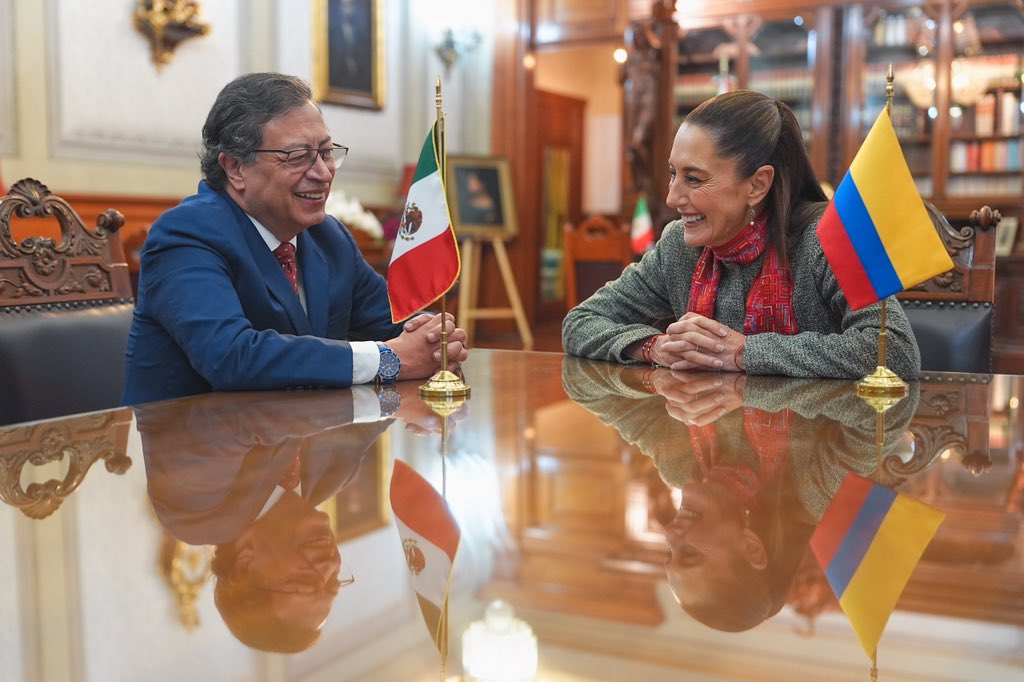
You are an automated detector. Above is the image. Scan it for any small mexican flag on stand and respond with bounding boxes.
[386,122,461,322]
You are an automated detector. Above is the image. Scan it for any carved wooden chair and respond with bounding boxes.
[896,204,999,374]
[563,215,633,308]
[0,178,134,425]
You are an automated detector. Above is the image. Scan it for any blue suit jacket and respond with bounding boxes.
[122,182,403,404]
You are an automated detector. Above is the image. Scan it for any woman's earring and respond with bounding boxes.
[747,207,756,225]
[743,508,752,529]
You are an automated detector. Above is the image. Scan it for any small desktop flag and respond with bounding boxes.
[810,473,944,658]
[390,460,461,657]
[815,108,953,310]
[387,122,461,322]
[631,193,654,255]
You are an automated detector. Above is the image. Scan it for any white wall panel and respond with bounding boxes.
[0,0,16,156]
[0,507,27,682]
[46,0,244,165]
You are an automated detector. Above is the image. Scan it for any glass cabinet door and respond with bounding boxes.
[863,5,937,197]
[749,17,817,148]
[674,26,735,127]
[946,1,1023,198]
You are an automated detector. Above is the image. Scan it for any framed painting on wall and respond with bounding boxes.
[313,0,385,110]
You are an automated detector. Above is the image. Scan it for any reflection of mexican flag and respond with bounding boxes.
[390,460,460,656]
[631,193,654,254]
[386,122,461,322]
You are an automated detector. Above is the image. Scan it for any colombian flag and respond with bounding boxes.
[810,473,944,658]
[387,122,461,322]
[816,109,953,310]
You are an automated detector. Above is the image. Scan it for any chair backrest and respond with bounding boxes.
[896,204,999,373]
[563,215,633,308]
[0,178,134,425]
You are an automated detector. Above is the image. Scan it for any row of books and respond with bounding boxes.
[973,92,1021,137]
[748,70,814,101]
[674,69,815,105]
[949,139,1021,173]
[947,175,1023,197]
[870,13,914,48]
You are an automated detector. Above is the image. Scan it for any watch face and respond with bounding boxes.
[378,346,401,381]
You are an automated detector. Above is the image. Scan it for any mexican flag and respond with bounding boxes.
[631,193,654,255]
[389,460,460,657]
[386,123,461,322]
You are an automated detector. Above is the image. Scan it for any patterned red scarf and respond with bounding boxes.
[687,212,798,335]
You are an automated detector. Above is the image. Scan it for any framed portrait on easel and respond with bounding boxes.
[446,155,519,239]
[312,0,385,110]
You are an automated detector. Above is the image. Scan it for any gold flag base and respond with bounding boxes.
[419,369,471,401]
[856,365,907,400]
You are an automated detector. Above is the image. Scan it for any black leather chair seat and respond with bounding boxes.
[0,302,134,425]
[900,300,992,374]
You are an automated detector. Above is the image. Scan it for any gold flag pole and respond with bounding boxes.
[857,63,907,400]
[421,75,471,399]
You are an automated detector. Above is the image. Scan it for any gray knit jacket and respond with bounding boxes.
[562,213,921,380]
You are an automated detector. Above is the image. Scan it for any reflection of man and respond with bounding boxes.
[562,357,919,632]
[139,389,392,652]
[456,168,504,226]
[123,72,468,404]
[328,0,372,93]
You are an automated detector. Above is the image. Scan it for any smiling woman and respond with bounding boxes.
[561,90,921,382]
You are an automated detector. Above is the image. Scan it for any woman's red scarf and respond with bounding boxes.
[687,212,798,335]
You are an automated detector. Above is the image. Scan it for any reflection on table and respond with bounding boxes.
[0,350,1020,681]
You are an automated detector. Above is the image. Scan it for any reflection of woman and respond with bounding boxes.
[563,90,920,380]
[562,356,919,631]
[457,169,504,225]
[138,391,392,652]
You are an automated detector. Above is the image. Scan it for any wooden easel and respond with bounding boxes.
[458,237,533,350]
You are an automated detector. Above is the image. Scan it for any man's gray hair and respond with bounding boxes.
[200,73,315,191]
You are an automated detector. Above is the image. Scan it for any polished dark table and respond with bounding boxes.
[1,350,1021,681]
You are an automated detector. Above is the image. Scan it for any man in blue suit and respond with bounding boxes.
[123,73,468,404]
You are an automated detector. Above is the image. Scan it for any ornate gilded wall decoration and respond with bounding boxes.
[133,0,211,70]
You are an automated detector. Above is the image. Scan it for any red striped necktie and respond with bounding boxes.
[273,242,299,295]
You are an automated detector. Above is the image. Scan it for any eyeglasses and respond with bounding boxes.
[249,143,349,171]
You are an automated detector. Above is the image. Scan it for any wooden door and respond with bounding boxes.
[534,89,585,323]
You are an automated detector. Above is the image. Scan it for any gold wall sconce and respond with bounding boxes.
[434,27,482,76]
[133,0,211,71]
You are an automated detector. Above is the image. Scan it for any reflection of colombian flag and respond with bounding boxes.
[810,473,944,657]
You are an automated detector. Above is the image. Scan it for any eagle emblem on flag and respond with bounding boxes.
[403,537,426,575]
[398,201,423,241]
